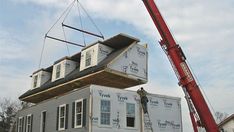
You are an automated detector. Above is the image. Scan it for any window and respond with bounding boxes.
[59,104,66,130]
[33,75,38,88]
[56,64,61,79]
[75,100,83,128]
[72,99,87,128]
[26,114,33,132]
[126,103,135,127]
[18,117,23,132]
[85,50,92,67]
[100,100,111,125]
[40,111,46,132]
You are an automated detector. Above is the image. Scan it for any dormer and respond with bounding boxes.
[80,43,113,71]
[31,69,51,89]
[51,57,78,82]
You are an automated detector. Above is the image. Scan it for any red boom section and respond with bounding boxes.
[142,0,219,131]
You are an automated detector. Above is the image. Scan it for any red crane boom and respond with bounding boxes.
[142,0,219,131]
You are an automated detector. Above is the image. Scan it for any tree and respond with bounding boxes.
[215,111,229,124]
[0,98,21,132]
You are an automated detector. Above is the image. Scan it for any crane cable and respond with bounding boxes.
[77,0,104,39]
[38,0,76,68]
[179,0,216,124]
[46,0,76,36]
[76,0,86,46]
[186,60,216,116]
[38,0,105,68]
[61,1,76,57]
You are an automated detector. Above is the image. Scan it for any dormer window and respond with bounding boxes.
[31,69,51,89]
[80,43,113,71]
[51,58,78,82]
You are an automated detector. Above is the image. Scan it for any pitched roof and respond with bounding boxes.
[19,33,144,103]
[218,114,234,127]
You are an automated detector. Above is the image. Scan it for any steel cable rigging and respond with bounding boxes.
[38,0,104,68]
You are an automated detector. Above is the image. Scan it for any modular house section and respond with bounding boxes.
[16,85,182,132]
[19,34,148,103]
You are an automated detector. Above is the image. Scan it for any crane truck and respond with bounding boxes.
[141,0,219,131]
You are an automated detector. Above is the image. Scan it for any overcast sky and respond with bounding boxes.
[0,0,233,131]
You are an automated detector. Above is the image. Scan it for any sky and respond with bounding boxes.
[0,0,234,131]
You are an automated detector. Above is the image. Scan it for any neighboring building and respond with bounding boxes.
[219,114,234,132]
[16,85,182,132]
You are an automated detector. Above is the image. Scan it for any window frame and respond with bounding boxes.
[100,100,111,126]
[55,64,61,79]
[26,114,32,132]
[74,99,83,128]
[18,117,23,132]
[58,104,66,131]
[40,111,46,132]
[126,103,136,128]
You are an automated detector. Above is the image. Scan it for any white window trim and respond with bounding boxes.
[99,99,111,127]
[18,116,23,132]
[26,114,32,132]
[126,103,136,129]
[40,110,46,132]
[58,104,66,131]
[74,99,83,128]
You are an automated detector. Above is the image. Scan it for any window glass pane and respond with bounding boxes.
[41,111,46,132]
[101,100,110,112]
[76,114,82,126]
[27,116,31,124]
[127,103,135,117]
[60,106,65,117]
[33,75,38,88]
[126,103,135,127]
[18,118,23,132]
[60,117,65,128]
[101,113,110,125]
[100,100,110,125]
[27,125,31,132]
[85,50,92,67]
[127,117,135,127]
[76,102,82,113]
[56,64,61,78]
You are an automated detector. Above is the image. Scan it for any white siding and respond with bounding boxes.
[64,60,77,76]
[108,44,148,81]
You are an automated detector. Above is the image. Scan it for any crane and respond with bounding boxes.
[141,0,219,131]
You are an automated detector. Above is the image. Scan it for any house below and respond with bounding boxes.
[16,85,182,132]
